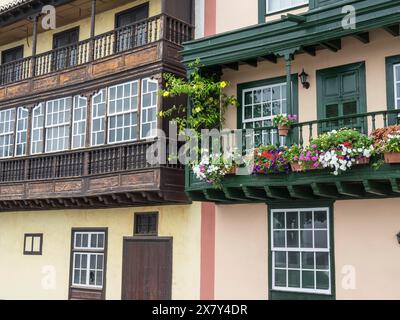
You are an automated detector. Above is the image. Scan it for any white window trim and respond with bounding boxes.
[74,231,105,250]
[266,0,309,14]
[91,90,106,147]
[393,63,400,109]
[72,252,104,289]
[71,95,87,150]
[14,106,29,157]
[0,108,16,159]
[107,80,139,145]
[31,103,45,155]
[270,207,332,296]
[140,78,158,140]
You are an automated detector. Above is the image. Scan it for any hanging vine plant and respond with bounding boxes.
[159,59,238,133]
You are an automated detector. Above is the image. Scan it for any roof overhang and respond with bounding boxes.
[181,0,400,67]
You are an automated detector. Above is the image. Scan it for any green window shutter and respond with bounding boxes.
[309,0,338,10]
[317,62,366,132]
[385,55,400,125]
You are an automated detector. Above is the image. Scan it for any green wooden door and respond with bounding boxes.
[317,62,366,133]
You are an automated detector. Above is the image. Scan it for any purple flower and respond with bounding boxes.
[313,162,320,168]
[311,144,317,149]
[312,156,318,162]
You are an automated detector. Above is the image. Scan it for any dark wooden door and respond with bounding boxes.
[52,28,79,71]
[122,238,172,300]
[115,4,149,52]
[1,46,24,84]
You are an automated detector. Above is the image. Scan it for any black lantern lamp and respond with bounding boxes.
[397,232,400,245]
[299,69,310,89]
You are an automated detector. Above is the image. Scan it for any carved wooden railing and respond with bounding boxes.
[0,140,183,183]
[0,14,194,85]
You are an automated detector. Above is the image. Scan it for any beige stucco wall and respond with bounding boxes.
[0,0,161,57]
[214,204,268,300]
[213,200,400,300]
[0,202,201,300]
[222,29,400,134]
[334,199,400,300]
[215,0,258,34]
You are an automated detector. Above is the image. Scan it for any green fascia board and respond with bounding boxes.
[182,0,400,66]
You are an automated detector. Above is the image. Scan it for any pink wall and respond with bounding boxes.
[200,202,215,299]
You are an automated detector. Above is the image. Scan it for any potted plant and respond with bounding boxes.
[285,144,320,172]
[382,133,400,164]
[253,145,290,174]
[312,128,375,176]
[273,114,297,137]
[192,152,237,189]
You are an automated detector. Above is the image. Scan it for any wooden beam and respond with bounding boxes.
[390,179,400,194]
[262,54,277,64]
[302,46,316,56]
[353,32,370,44]
[283,13,307,24]
[187,191,207,202]
[384,25,400,37]
[222,62,239,71]
[320,39,341,52]
[242,186,267,201]
[222,187,250,202]
[288,185,313,199]
[363,180,392,196]
[311,183,339,199]
[264,186,290,200]
[203,189,230,203]
[242,59,258,68]
[335,182,364,198]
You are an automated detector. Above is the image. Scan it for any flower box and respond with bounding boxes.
[384,152,400,164]
[290,162,320,172]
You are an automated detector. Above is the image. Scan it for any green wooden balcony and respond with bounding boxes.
[186,109,400,203]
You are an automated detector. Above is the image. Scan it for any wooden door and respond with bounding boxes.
[52,28,79,70]
[121,238,172,300]
[1,46,23,83]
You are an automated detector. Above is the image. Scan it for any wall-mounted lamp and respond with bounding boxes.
[397,232,400,245]
[299,69,310,89]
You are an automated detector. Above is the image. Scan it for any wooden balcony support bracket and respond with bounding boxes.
[222,187,251,202]
[287,185,314,200]
[264,186,291,200]
[242,186,268,201]
[311,183,340,199]
[203,189,231,203]
[362,180,393,197]
[335,181,365,198]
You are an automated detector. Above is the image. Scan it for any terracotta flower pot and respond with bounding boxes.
[355,157,370,165]
[384,152,400,164]
[226,166,237,175]
[278,125,290,137]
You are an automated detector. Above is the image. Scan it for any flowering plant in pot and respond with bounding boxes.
[312,128,375,175]
[284,144,320,172]
[253,145,290,174]
[273,114,297,137]
[382,132,400,164]
[192,152,237,189]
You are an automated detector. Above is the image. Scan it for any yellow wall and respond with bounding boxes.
[0,202,201,300]
[213,200,400,300]
[222,29,400,133]
[0,0,161,57]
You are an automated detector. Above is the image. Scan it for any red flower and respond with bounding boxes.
[261,151,274,160]
[343,141,353,148]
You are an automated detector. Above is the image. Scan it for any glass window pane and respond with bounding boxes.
[301,252,314,270]
[300,230,313,248]
[273,212,285,229]
[300,211,312,229]
[288,252,300,269]
[316,271,330,290]
[286,212,298,229]
[314,211,327,229]
[316,252,329,270]
[288,270,300,288]
[286,231,299,248]
[314,230,328,249]
[275,252,286,268]
[275,269,286,287]
[273,231,285,248]
[302,271,315,289]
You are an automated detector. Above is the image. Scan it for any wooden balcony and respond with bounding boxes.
[0,140,187,211]
[0,14,193,104]
[186,109,400,203]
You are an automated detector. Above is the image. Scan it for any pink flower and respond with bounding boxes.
[305,157,311,162]
[313,162,320,168]
[312,156,318,162]
[299,155,305,161]
[293,156,298,161]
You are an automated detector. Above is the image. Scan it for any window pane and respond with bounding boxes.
[316,271,330,290]
[300,211,312,229]
[275,269,286,287]
[314,230,328,248]
[288,252,300,269]
[300,230,313,248]
[141,78,158,139]
[288,270,300,288]
[286,231,299,248]
[286,212,298,229]
[273,231,285,248]
[275,252,286,268]
[273,212,285,229]
[314,211,327,229]
[316,252,329,270]
[302,252,314,269]
[302,271,315,289]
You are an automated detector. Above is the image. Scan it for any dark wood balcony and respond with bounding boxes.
[186,109,400,203]
[0,14,193,103]
[0,140,187,211]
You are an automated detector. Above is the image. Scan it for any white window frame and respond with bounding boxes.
[72,231,106,289]
[107,80,139,145]
[15,107,29,157]
[45,97,72,153]
[266,0,309,14]
[393,64,400,109]
[71,95,87,150]
[140,78,158,140]
[31,103,45,155]
[242,82,287,146]
[0,108,16,159]
[91,89,106,147]
[270,207,331,295]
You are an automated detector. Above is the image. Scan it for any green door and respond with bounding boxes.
[317,62,366,133]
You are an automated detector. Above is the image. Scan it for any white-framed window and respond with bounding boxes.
[31,103,45,155]
[72,231,106,289]
[107,80,139,144]
[45,97,72,153]
[15,107,29,157]
[91,89,106,147]
[0,108,16,158]
[266,0,308,14]
[393,64,400,109]
[242,82,287,146]
[72,96,87,149]
[141,78,158,139]
[271,208,331,295]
